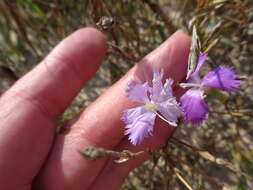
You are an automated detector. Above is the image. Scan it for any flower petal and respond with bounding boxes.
[202,66,242,92]
[150,69,164,101]
[122,107,156,145]
[126,80,149,103]
[156,98,183,126]
[162,78,174,98]
[180,89,209,125]
[150,69,174,102]
[191,53,208,79]
[121,106,147,124]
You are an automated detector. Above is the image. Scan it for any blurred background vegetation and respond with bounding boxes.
[0,0,253,189]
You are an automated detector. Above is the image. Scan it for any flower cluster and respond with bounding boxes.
[179,53,242,125]
[122,54,242,146]
[121,69,183,145]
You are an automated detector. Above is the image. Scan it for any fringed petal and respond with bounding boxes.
[122,107,156,145]
[156,98,183,126]
[150,69,174,102]
[180,89,209,125]
[126,80,150,103]
[150,69,164,102]
[202,66,242,92]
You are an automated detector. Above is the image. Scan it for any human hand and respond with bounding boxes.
[0,28,190,190]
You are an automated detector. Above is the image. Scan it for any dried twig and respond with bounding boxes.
[78,146,148,163]
[108,42,138,62]
[141,0,176,33]
[167,156,193,190]
[3,1,39,56]
[170,137,253,181]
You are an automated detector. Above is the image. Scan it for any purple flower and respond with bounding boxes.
[180,53,242,125]
[122,69,183,145]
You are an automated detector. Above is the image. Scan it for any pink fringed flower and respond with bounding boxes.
[180,54,242,125]
[122,69,183,145]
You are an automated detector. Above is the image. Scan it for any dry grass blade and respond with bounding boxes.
[197,151,253,181]
[2,1,39,56]
[186,25,201,80]
[170,137,253,182]
[203,38,220,53]
[202,21,224,49]
[108,42,138,62]
[172,168,193,190]
[141,0,176,33]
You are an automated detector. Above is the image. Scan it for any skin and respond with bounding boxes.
[0,27,191,190]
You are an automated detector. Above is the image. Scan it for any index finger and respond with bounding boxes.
[0,28,107,188]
